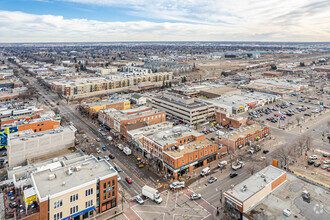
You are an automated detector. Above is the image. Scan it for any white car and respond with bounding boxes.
[190,193,201,200]
[104,156,110,161]
[96,148,101,153]
[136,195,144,204]
[309,155,318,160]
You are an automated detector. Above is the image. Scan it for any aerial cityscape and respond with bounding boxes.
[0,1,329,220]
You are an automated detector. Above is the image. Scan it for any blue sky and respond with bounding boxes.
[0,0,329,42]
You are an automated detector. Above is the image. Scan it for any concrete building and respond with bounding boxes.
[130,94,147,106]
[142,126,226,179]
[7,126,76,168]
[7,152,118,220]
[98,106,166,137]
[218,124,270,152]
[152,92,215,125]
[224,166,286,220]
[83,100,130,115]
[51,72,173,99]
[171,84,241,98]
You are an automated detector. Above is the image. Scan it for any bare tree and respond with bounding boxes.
[296,116,301,126]
[274,144,294,170]
[304,134,313,153]
[247,163,257,175]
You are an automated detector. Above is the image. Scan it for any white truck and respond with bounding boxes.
[169,181,185,190]
[123,147,132,156]
[142,185,162,204]
[200,167,211,176]
[232,161,244,171]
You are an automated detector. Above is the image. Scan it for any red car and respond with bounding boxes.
[125,176,133,184]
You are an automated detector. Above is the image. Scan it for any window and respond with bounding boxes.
[103,194,106,200]
[205,150,207,155]
[53,200,62,209]
[182,159,184,165]
[190,156,192,161]
[104,183,106,189]
[70,193,78,203]
[201,152,203,157]
[195,154,198,159]
[85,188,93,197]
[108,192,110,198]
[70,205,78,214]
[53,212,62,220]
[108,181,110,188]
[85,199,93,208]
[112,191,115,197]
[112,180,115,186]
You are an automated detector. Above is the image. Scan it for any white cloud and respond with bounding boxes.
[1,0,330,43]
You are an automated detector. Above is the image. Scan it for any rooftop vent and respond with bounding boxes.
[67,168,72,176]
[241,185,247,192]
[74,165,81,171]
[62,181,66,186]
[48,173,56,180]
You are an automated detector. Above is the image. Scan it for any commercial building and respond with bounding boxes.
[7,126,76,168]
[0,106,43,119]
[152,92,215,125]
[216,112,249,129]
[6,152,118,220]
[218,124,270,152]
[263,72,284,77]
[208,92,280,115]
[224,166,286,220]
[142,126,226,179]
[51,72,173,99]
[241,79,307,95]
[98,106,166,137]
[171,84,241,98]
[130,94,147,105]
[83,100,130,114]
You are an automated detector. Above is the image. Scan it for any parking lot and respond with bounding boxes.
[244,99,325,130]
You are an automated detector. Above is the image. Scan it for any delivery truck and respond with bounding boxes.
[142,185,162,204]
[123,147,132,156]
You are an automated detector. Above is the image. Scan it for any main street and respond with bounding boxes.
[15,67,161,200]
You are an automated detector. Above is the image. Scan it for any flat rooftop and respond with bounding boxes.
[164,138,214,159]
[32,156,117,199]
[85,99,129,107]
[128,122,173,139]
[146,125,202,147]
[228,124,267,140]
[225,166,285,202]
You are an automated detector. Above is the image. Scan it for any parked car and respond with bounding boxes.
[104,156,110,161]
[321,165,328,169]
[309,155,318,160]
[230,172,238,178]
[190,193,201,200]
[322,153,328,157]
[263,150,269,154]
[314,163,321,167]
[125,176,133,184]
[208,177,217,183]
[307,160,315,165]
[109,154,115,159]
[136,195,144,204]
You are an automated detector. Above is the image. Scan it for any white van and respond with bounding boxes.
[201,167,211,176]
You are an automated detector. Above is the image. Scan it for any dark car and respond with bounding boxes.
[263,150,269,154]
[230,172,238,178]
[307,160,315,165]
[323,153,327,157]
[314,163,321,167]
[9,202,18,208]
[109,154,115,159]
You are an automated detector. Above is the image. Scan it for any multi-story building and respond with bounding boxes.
[7,126,76,167]
[142,126,227,179]
[7,152,118,220]
[83,100,130,115]
[218,124,270,152]
[224,166,286,220]
[151,92,215,125]
[51,72,173,99]
[98,106,166,137]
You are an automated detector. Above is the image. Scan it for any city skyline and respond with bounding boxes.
[0,0,330,43]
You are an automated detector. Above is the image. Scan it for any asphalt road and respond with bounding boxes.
[16,69,159,200]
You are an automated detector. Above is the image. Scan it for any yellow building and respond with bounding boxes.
[85,100,130,114]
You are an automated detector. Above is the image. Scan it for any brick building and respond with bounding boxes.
[142,126,227,179]
[84,99,130,115]
[216,111,249,129]
[218,124,270,152]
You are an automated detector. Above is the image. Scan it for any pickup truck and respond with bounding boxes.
[232,161,244,171]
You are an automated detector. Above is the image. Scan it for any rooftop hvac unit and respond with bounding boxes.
[48,173,56,180]
[74,165,81,172]
[67,168,72,176]
[241,185,247,192]
[53,158,59,162]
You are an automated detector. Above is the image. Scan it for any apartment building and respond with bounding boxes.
[7,126,76,168]
[142,126,226,179]
[7,152,118,220]
[83,100,130,114]
[98,106,166,137]
[218,124,270,152]
[152,92,215,125]
[51,72,173,99]
[224,166,286,219]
